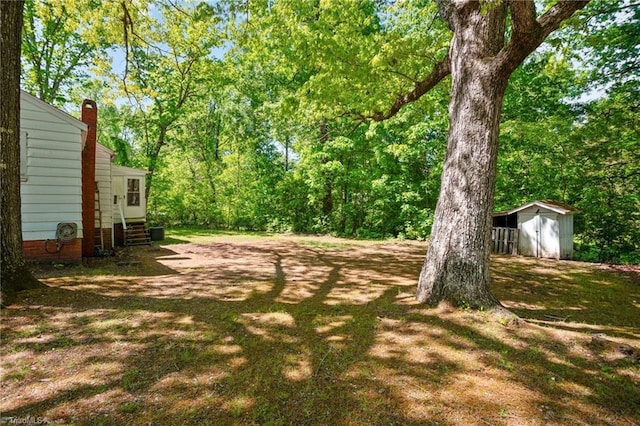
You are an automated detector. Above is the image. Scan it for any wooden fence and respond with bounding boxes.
[491,227,519,255]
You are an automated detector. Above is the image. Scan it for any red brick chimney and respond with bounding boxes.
[81,99,97,258]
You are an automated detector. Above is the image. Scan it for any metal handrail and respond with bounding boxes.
[118,197,127,230]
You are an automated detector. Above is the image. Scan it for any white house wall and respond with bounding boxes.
[20,93,86,241]
[95,144,114,246]
[518,213,537,257]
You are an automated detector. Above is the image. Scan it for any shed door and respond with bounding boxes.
[519,213,559,259]
[538,214,559,258]
[519,214,537,257]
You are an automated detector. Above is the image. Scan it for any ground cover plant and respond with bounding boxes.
[1,230,639,425]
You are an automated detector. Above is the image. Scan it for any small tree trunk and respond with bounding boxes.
[319,121,333,217]
[145,125,167,202]
[1,0,44,306]
[417,1,508,309]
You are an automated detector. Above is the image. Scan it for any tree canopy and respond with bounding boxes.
[16,0,640,269]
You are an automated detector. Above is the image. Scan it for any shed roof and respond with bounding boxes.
[497,200,579,216]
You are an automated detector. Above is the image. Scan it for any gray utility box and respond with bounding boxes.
[149,227,165,241]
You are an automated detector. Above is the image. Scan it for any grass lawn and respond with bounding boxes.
[1,229,639,425]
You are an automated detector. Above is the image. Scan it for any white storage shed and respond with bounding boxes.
[493,200,578,260]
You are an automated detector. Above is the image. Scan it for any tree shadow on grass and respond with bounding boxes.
[1,241,639,425]
[32,246,182,281]
[2,247,447,424]
[491,255,640,339]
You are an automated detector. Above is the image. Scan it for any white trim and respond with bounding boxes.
[112,164,149,176]
[508,201,576,216]
[20,130,28,180]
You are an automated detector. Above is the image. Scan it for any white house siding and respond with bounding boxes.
[95,144,114,247]
[20,92,87,241]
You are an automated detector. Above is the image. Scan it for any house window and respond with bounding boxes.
[20,131,28,181]
[127,178,140,206]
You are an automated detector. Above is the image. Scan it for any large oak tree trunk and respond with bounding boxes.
[417,1,509,309]
[1,0,44,306]
[416,0,589,309]
[368,0,589,310]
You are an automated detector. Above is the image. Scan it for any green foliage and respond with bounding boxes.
[20,0,640,263]
[21,0,107,105]
[569,84,640,263]
[497,18,640,264]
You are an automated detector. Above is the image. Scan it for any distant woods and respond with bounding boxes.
[21,0,639,264]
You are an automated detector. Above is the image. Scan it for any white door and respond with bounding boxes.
[519,213,537,257]
[538,214,559,258]
[518,212,559,258]
[124,177,145,219]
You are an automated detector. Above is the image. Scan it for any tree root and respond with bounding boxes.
[1,267,46,308]
[489,305,520,326]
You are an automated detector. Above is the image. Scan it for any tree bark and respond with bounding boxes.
[319,121,333,216]
[417,1,509,309]
[145,123,168,202]
[1,0,44,306]
[417,0,589,310]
